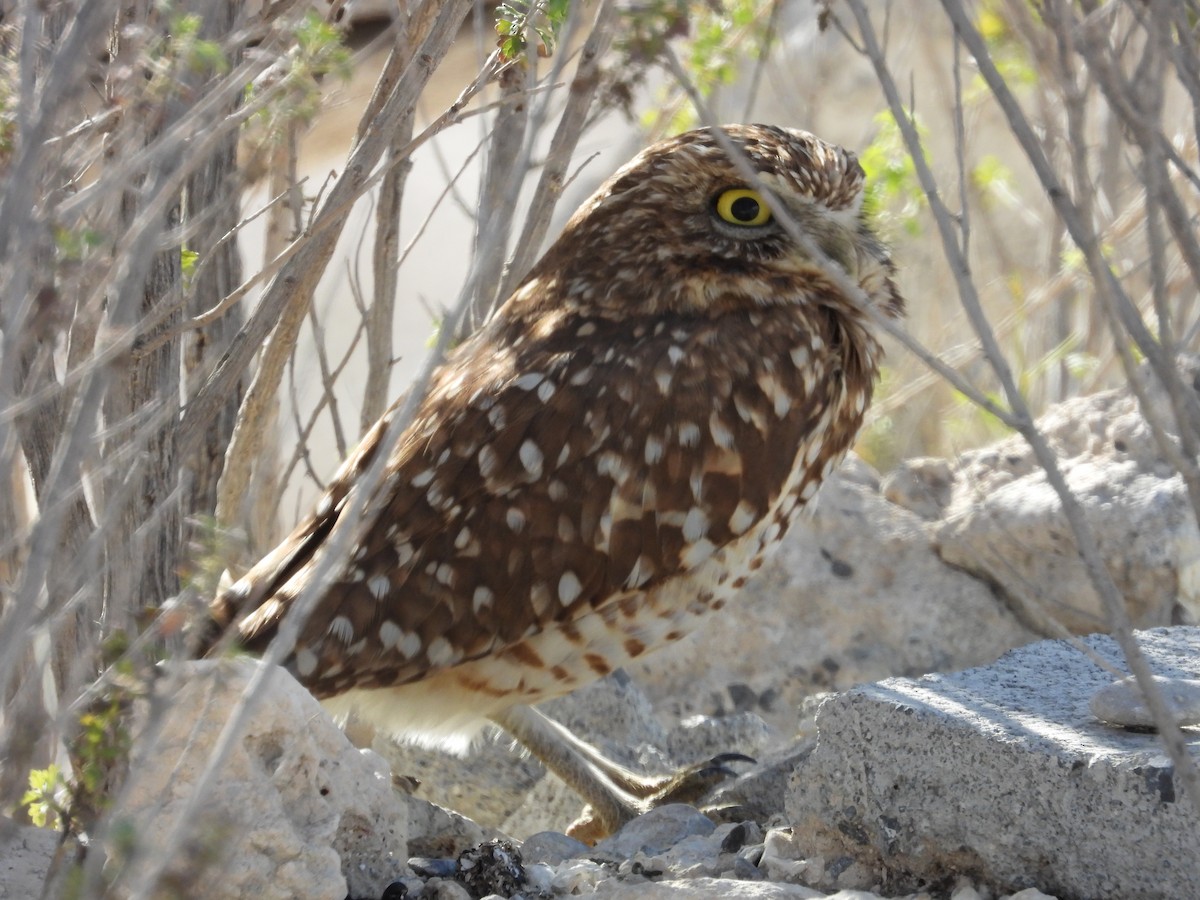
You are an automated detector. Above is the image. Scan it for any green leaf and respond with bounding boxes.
[21,765,64,829]
[859,110,928,237]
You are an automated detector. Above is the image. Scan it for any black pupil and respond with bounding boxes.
[730,195,761,222]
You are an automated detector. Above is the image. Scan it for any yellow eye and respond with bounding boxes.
[714,188,772,227]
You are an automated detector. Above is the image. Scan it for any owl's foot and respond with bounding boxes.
[563,751,754,844]
[490,705,754,844]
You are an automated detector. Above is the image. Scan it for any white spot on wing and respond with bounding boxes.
[426,481,444,508]
[709,413,735,449]
[558,571,582,606]
[625,555,654,589]
[368,575,390,600]
[328,616,354,643]
[473,586,495,613]
[679,422,701,447]
[683,507,709,542]
[478,444,499,478]
[762,521,781,547]
[399,630,422,658]
[519,439,544,478]
[729,499,758,535]
[645,435,664,465]
[427,636,460,667]
[506,507,527,531]
[379,621,402,648]
[596,451,626,479]
[295,647,318,677]
[758,373,792,418]
[682,538,716,567]
[514,372,544,391]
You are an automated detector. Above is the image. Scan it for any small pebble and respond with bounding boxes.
[1090,675,1200,729]
[550,859,609,894]
[594,804,715,858]
[733,852,765,880]
[736,842,765,867]
[407,858,457,879]
[519,830,591,866]
[719,822,749,853]
[522,862,556,894]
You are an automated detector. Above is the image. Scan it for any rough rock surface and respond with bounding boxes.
[0,818,58,899]
[116,658,409,900]
[932,358,1200,634]
[786,626,1200,899]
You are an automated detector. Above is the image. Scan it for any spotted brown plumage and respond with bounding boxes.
[211,123,904,835]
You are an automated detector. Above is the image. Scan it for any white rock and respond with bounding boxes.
[406,795,491,859]
[937,356,1200,634]
[1090,674,1200,728]
[550,858,610,893]
[594,804,714,859]
[113,658,408,900]
[759,826,823,884]
[519,830,591,866]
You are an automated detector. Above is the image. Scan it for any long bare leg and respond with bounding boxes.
[490,704,750,842]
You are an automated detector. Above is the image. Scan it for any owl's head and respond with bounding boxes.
[517,124,904,322]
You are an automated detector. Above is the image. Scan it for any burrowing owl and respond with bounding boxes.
[211,124,904,837]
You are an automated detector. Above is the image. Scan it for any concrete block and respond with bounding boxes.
[787,627,1200,898]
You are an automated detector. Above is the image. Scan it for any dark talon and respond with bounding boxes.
[693,763,740,782]
[648,752,756,807]
[709,752,756,766]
